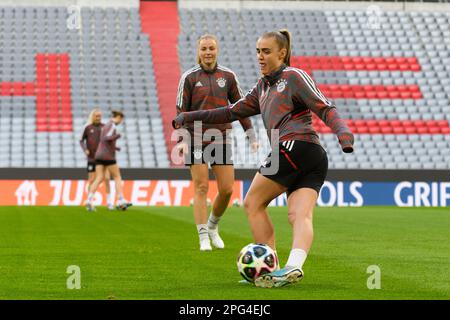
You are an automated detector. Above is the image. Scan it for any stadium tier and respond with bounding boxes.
[178,8,450,169]
[0,5,170,168]
[0,4,449,169]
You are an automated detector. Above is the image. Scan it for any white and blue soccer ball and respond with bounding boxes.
[237,243,279,283]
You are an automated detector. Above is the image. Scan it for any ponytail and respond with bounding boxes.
[260,28,292,66]
[278,29,291,66]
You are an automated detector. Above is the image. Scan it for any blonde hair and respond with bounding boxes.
[196,34,219,65]
[86,108,102,125]
[260,29,292,66]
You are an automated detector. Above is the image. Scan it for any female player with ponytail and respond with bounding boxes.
[173,29,354,287]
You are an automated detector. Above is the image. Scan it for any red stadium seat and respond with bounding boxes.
[369,127,381,134]
[429,127,441,134]
[381,126,393,134]
[417,127,429,134]
[393,127,405,134]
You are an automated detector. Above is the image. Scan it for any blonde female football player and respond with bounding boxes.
[173,29,354,287]
[175,34,259,251]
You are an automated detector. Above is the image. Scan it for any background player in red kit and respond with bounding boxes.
[175,34,259,251]
[86,110,132,212]
[173,29,354,286]
[79,108,114,210]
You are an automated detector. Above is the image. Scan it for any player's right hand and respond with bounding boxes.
[85,150,90,156]
[172,113,185,129]
[338,132,354,153]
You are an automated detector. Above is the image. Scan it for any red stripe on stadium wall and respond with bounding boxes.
[292,56,421,72]
[140,2,180,163]
[291,56,423,99]
[313,117,450,134]
[291,56,450,134]
[0,53,73,132]
[318,84,422,99]
[35,54,73,132]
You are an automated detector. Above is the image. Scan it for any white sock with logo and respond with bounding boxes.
[207,212,221,230]
[286,248,307,269]
[196,224,209,242]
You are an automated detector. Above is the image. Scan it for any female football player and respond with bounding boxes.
[173,29,354,286]
[79,108,114,210]
[86,110,132,212]
[175,34,259,251]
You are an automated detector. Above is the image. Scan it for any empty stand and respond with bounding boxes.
[0,5,449,170]
[0,5,169,168]
[178,8,450,170]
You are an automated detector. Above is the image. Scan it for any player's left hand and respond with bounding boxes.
[338,132,354,153]
[172,113,185,129]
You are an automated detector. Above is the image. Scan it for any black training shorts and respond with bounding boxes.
[259,140,328,196]
[185,143,233,166]
[87,161,96,173]
[95,159,117,166]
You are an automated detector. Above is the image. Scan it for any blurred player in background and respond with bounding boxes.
[86,110,132,212]
[175,34,259,251]
[79,108,114,210]
[173,29,354,286]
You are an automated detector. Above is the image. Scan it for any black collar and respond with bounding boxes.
[200,63,218,74]
[263,64,287,86]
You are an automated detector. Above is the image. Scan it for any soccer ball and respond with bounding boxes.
[237,243,279,283]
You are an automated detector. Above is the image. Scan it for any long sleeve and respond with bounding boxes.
[176,70,193,114]
[228,72,256,142]
[291,69,354,151]
[184,83,261,124]
[79,127,88,153]
[103,123,121,141]
[292,70,349,134]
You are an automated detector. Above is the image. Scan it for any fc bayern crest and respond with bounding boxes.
[216,77,226,88]
[277,79,287,92]
[193,148,203,160]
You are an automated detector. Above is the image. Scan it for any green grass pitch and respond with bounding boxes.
[0,205,448,300]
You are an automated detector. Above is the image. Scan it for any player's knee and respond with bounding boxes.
[218,185,233,199]
[287,212,296,225]
[194,182,209,196]
[288,209,313,225]
[243,198,263,216]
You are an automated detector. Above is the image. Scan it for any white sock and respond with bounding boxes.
[107,194,113,205]
[87,193,94,202]
[196,224,209,242]
[286,248,308,269]
[117,195,124,204]
[207,213,221,230]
